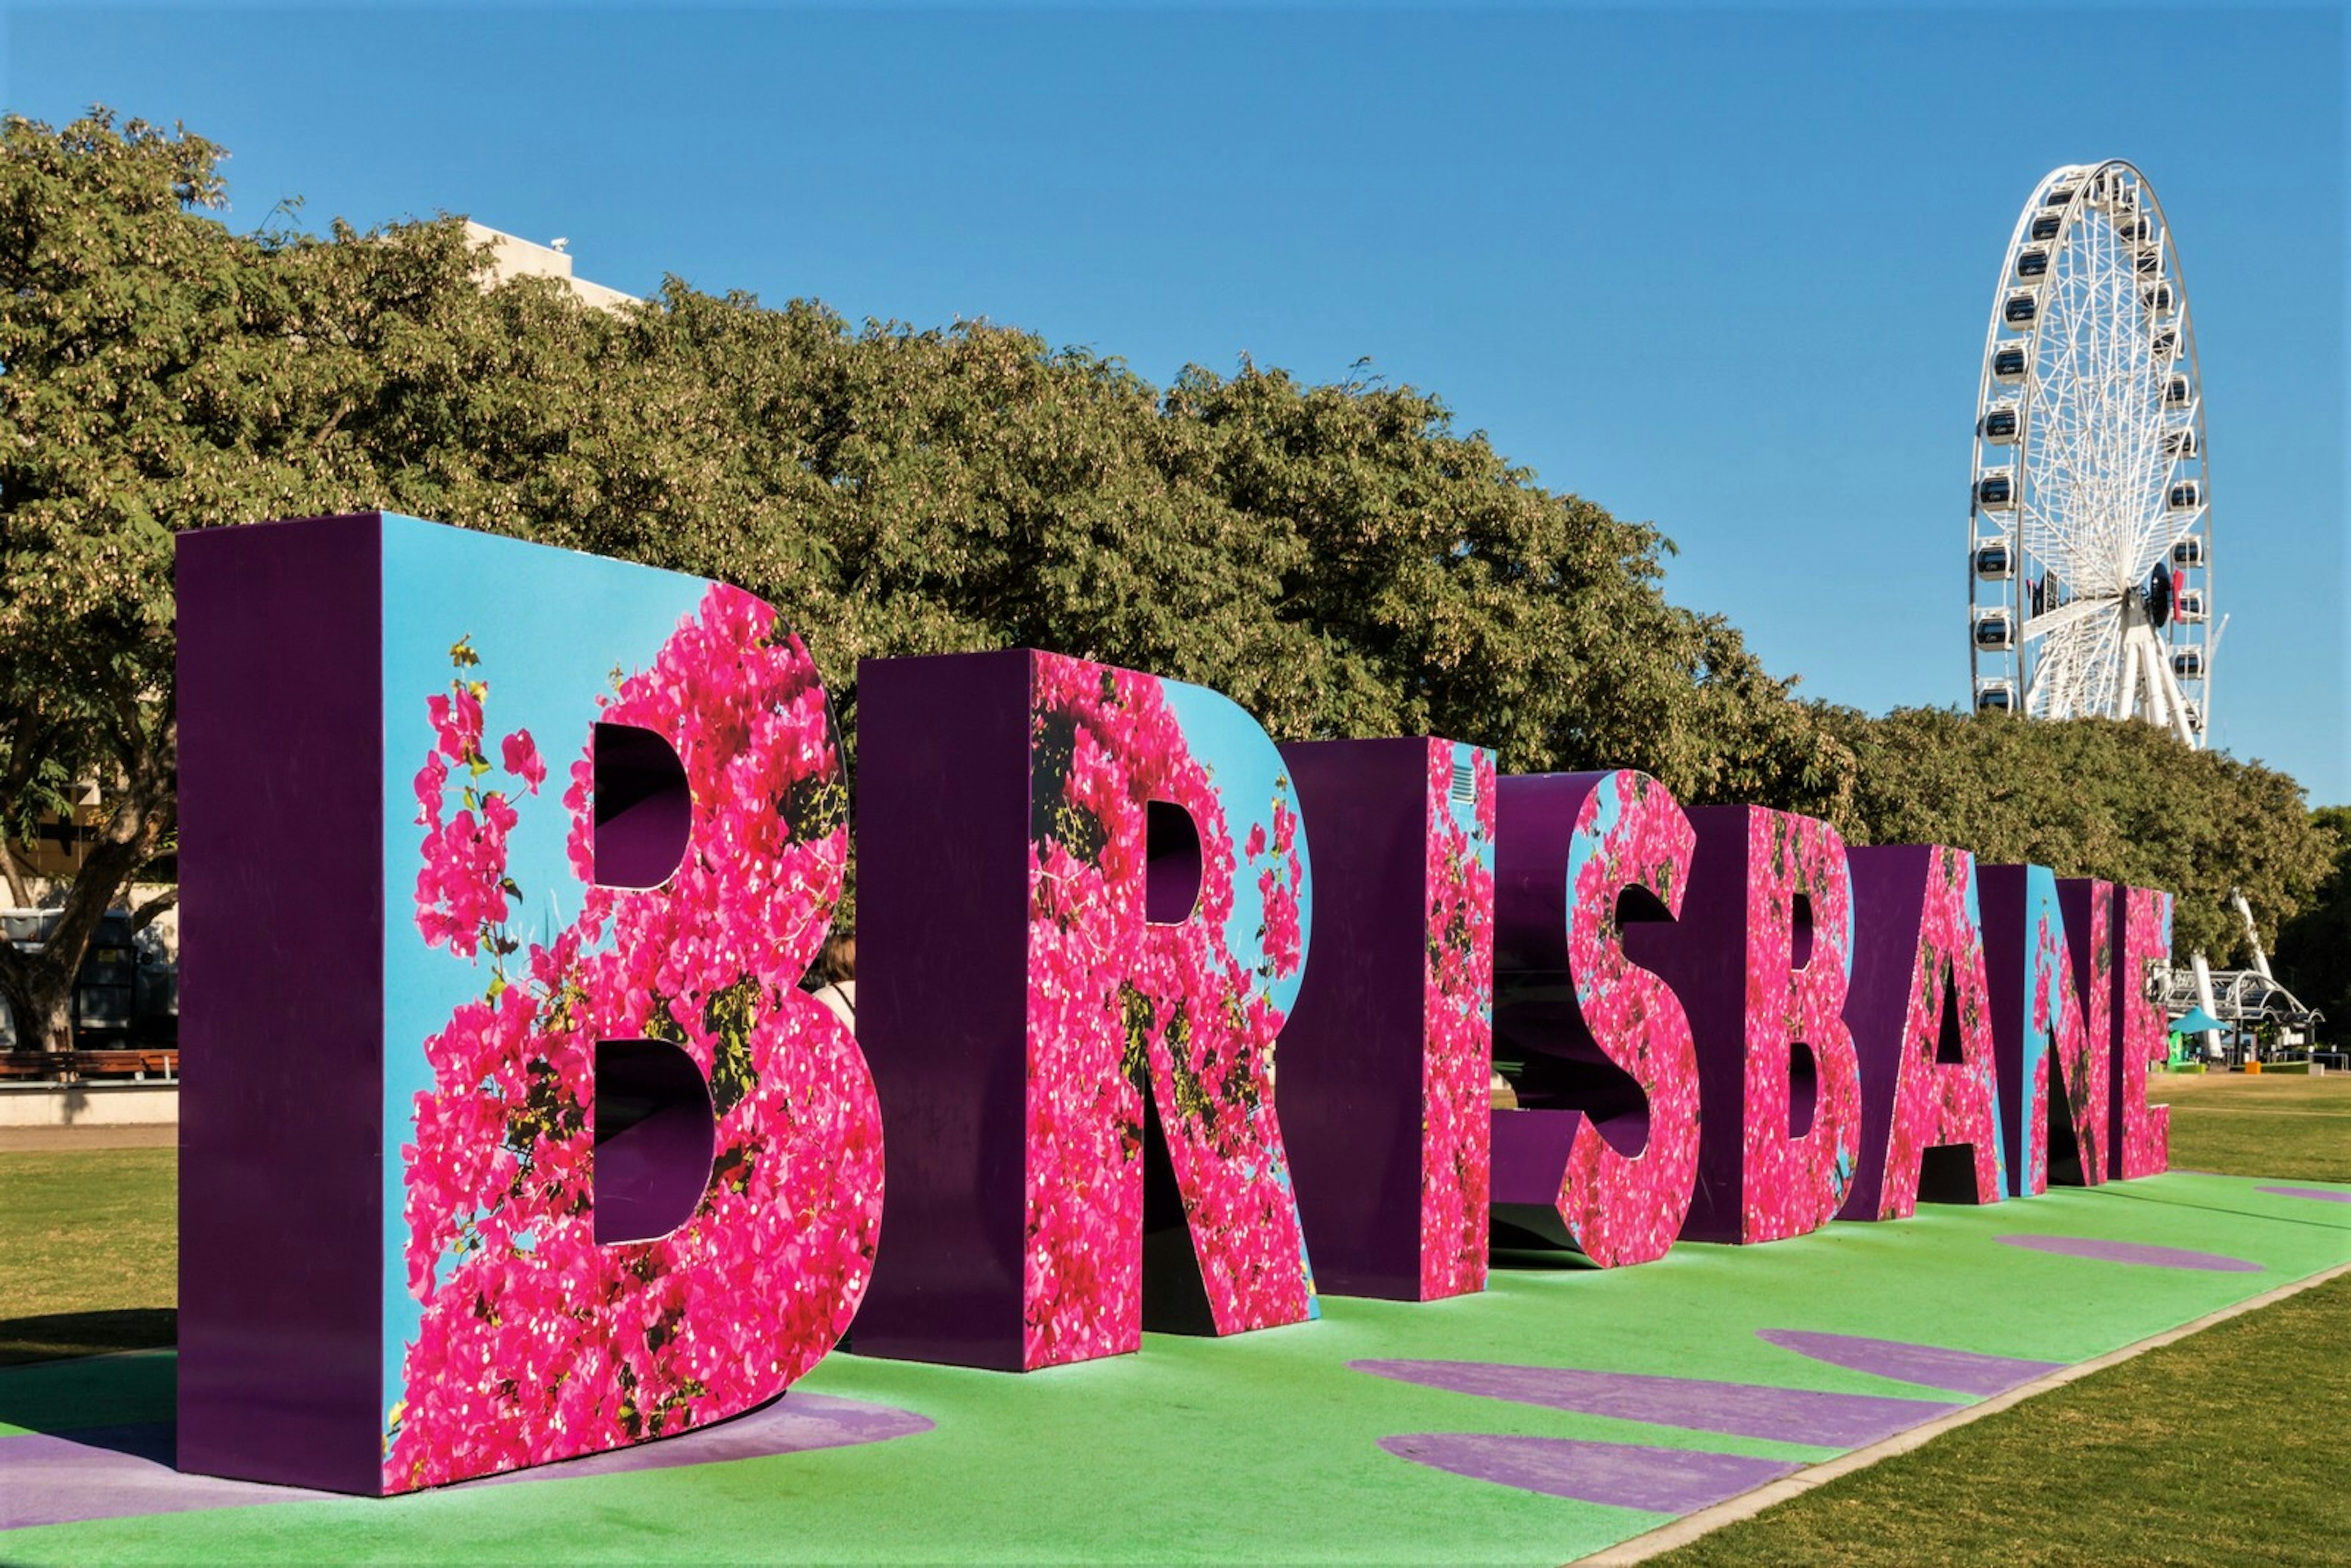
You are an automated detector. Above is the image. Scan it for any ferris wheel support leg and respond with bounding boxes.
[2148,635,2197,749]
[2136,631,2173,733]
[2110,619,2143,722]
[2025,648,2052,715]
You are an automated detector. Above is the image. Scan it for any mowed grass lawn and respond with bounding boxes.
[2,1076,2347,1562]
[2158,1068,2351,1184]
[0,1141,176,1366]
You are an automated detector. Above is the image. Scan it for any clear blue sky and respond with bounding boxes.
[8,4,2344,802]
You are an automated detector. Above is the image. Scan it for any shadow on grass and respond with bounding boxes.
[0,1308,176,1368]
[0,1322,177,1456]
[0,1335,175,1476]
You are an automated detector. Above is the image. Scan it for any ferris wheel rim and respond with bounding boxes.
[1967,159,2213,746]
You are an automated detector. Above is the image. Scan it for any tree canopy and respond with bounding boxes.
[1815,707,2335,962]
[0,109,2334,1045]
[2273,806,2351,1029]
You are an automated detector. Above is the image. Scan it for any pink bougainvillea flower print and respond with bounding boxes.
[500,727,547,793]
[1420,741,1496,1300]
[1551,771,1700,1269]
[411,645,512,959]
[1867,847,2006,1220]
[1738,809,1861,1244]
[1022,653,1315,1370]
[2115,886,2173,1179]
[2028,1048,2051,1194]
[390,585,880,1493]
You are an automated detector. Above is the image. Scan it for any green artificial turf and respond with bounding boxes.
[2,1169,2345,1564]
[3,1076,2347,1563]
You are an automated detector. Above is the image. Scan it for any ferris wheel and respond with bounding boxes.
[1967,161,2216,747]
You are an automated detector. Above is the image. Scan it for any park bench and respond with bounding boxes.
[66,1048,179,1081]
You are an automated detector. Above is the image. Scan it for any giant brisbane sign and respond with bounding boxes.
[176,515,2176,1496]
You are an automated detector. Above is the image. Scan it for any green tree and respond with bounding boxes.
[1820,706,2333,961]
[1,110,1852,1046]
[2272,806,2351,1038]
[0,113,498,1045]
[1,113,224,1049]
[2,108,2325,1054]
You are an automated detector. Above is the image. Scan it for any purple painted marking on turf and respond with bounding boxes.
[1350,1360,1959,1448]
[2258,1185,2351,1206]
[1996,1234,2264,1272]
[0,1394,930,1531]
[1757,1330,2062,1398]
[460,1392,930,1485]
[1380,1433,1801,1513]
[0,1428,334,1530]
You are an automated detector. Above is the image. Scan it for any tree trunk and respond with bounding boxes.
[0,945,76,1057]
[0,721,177,1059]
[26,977,73,1058]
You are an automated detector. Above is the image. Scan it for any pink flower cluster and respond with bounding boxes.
[1738,809,1862,1244]
[2053,881,2114,1185]
[2028,1051,2051,1195]
[2115,886,2173,1179]
[1259,794,1305,979]
[412,659,535,958]
[1022,653,1314,1370]
[389,585,880,1493]
[1418,741,1494,1301]
[1873,847,2004,1219]
[1554,771,1700,1269]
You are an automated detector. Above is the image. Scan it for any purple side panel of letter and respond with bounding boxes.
[1278,737,1440,1299]
[1489,772,1603,1245]
[176,512,388,1494]
[1837,844,1932,1222]
[853,650,1035,1370]
[1632,805,1751,1244]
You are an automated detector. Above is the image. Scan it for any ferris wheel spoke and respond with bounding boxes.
[2024,593,2115,642]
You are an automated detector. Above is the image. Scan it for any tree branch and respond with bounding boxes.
[0,839,29,910]
[129,885,178,932]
